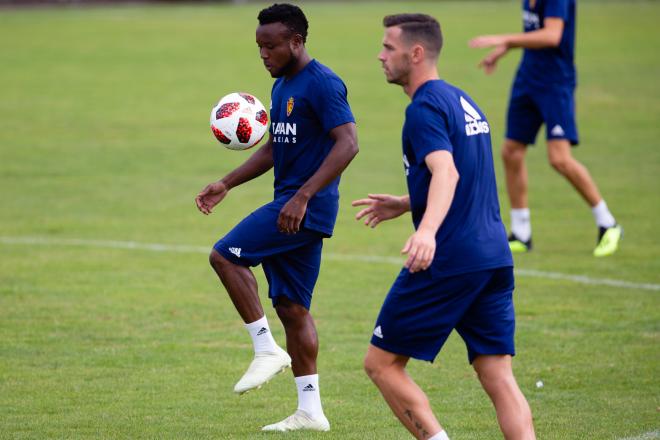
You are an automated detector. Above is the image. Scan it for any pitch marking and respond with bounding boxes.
[1,236,658,292]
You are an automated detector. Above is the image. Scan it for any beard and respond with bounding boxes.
[385,66,409,86]
[383,55,411,86]
[270,53,299,78]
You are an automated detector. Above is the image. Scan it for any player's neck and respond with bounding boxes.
[284,51,312,80]
[404,66,440,99]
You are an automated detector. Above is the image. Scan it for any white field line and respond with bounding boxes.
[618,430,660,440]
[1,235,659,292]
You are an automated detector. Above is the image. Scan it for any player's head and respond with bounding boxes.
[256,3,309,78]
[378,14,443,85]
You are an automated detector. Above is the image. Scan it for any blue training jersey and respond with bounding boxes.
[402,80,513,277]
[269,59,355,237]
[516,0,576,88]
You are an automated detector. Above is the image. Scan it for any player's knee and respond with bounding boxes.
[475,364,514,392]
[275,299,307,325]
[548,154,571,175]
[363,353,381,381]
[209,250,230,273]
[501,142,525,166]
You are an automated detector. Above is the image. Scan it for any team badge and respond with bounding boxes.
[286,96,294,117]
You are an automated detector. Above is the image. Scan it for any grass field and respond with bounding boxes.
[1,1,659,438]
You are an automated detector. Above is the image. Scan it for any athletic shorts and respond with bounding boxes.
[506,80,579,146]
[370,267,515,363]
[213,198,324,310]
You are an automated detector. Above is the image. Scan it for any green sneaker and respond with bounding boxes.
[508,233,532,253]
[593,224,623,257]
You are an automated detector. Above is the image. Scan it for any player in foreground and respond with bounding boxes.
[196,3,357,432]
[353,14,535,439]
[469,0,622,257]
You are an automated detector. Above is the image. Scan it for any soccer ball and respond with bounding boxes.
[210,92,269,150]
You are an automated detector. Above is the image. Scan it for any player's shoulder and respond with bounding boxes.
[305,60,347,88]
[408,80,460,115]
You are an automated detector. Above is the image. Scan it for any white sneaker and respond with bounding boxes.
[233,346,291,394]
[261,409,330,432]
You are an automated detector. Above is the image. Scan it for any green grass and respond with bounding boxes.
[1,1,659,439]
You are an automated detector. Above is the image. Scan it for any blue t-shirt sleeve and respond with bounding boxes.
[310,76,355,133]
[543,0,569,20]
[407,101,453,160]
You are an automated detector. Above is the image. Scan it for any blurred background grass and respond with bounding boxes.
[1,1,659,438]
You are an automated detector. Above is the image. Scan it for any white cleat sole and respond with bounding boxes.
[234,363,290,395]
[261,410,330,432]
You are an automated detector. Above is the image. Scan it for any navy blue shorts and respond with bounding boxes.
[506,81,579,146]
[213,199,324,310]
[371,267,515,363]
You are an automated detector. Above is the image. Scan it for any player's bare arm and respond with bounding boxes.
[402,150,459,273]
[195,135,274,215]
[277,122,358,234]
[469,18,564,74]
[352,194,411,228]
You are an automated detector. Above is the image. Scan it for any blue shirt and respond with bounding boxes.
[402,80,513,277]
[269,60,355,236]
[516,0,576,88]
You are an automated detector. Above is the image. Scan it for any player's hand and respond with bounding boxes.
[401,227,436,273]
[195,181,229,215]
[352,194,408,228]
[477,44,508,75]
[278,193,308,234]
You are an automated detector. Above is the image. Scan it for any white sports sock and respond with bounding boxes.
[510,208,531,242]
[295,374,324,419]
[245,316,278,354]
[429,430,450,440]
[591,200,616,228]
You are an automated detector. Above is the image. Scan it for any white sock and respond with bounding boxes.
[295,374,324,419]
[429,430,450,440]
[245,316,278,354]
[510,208,531,242]
[591,200,616,228]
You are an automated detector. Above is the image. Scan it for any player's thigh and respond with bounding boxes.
[262,235,323,310]
[455,267,516,364]
[506,86,544,146]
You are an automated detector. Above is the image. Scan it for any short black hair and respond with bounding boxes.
[383,13,443,59]
[258,3,309,43]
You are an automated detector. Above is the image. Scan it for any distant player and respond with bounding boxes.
[469,0,622,256]
[353,14,535,439]
[196,3,357,432]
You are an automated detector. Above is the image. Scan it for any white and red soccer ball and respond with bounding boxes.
[210,92,268,150]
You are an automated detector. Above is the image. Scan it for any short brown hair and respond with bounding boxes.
[383,13,443,59]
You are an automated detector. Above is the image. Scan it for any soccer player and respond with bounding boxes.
[195,3,357,432]
[469,0,622,257]
[352,14,535,439]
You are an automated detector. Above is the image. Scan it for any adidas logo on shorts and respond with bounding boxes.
[228,247,241,258]
[373,326,383,339]
[551,124,565,137]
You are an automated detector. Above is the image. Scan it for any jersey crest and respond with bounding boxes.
[286,96,294,117]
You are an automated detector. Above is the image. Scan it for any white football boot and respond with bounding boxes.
[233,345,291,394]
[261,409,330,432]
